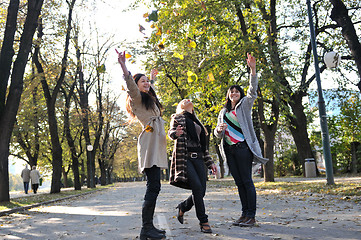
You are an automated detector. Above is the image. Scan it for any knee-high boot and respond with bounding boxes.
[140,201,165,240]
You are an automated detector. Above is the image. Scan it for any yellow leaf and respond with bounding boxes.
[156,27,162,36]
[143,13,149,18]
[208,72,215,82]
[173,52,184,60]
[125,53,132,59]
[145,125,154,132]
[189,40,196,48]
[187,71,198,82]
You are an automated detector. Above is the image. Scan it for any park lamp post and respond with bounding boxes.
[87,144,94,187]
[306,0,335,185]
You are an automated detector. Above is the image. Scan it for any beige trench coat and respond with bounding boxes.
[124,74,168,173]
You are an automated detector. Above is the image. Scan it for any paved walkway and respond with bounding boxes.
[1,177,360,239]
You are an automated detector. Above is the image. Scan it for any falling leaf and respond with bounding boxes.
[145,125,154,132]
[208,72,215,82]
[173,52,184,60]
[187,71,198,82]
[158,43,165,49]
[156,27,162,36]
[96,64,106,73]
[189,40,196,48]
[139,24,145,34]
[201,2,206,10]
[125,53,132,59]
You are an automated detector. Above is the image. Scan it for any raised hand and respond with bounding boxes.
[246,52,256,75]
[115,49,129,76]
[151,68,158,81]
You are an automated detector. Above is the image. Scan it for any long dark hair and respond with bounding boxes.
[126,73,163,119]
[224,85,245,111]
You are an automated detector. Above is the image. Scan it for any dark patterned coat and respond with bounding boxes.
[168,113,214,189]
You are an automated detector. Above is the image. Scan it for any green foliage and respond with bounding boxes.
[9,174,23,192]
[328,92,361,173]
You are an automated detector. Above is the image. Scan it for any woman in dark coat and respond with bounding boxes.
[168,99,217,233]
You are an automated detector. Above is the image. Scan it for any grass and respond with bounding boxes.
[208,177,361,197]
[0,185,111,211]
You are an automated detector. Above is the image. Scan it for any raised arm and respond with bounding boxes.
[247,52,256,76]
[116,49,130,78]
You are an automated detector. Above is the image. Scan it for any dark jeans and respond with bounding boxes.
[144,166,161,203]
[32,184,39,194]
[225,141,256,218]
[23,182,29,194]
[180,156,208,223]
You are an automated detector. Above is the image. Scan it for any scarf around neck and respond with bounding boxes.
[184,111,207,152]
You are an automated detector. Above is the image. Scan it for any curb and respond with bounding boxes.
[0,188,106,217]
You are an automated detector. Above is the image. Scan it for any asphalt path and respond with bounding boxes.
[1,177,360,240]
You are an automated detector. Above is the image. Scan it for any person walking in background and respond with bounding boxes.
[21,165,31,194]
[214,53,268,227]
[116,49,168,240]
[168,99,218,234]
[30,166,41,194]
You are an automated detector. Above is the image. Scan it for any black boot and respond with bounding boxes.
[140,201,165,240]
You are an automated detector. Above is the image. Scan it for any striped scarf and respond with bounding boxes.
[224,110,244,145]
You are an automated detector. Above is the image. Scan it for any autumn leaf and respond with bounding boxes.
[145,125,154,132]
[125,53,132,59]
[208,72,215,82]
[189,40,196,48]
[96,64,106,73]
[187,71,198,82]
[173,52,184,60]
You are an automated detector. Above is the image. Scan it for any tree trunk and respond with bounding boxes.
[76,38,94,188]
[62,83,81,190]
[329,0,361,91]
[263,132,276,182]
[214,141,225,178]
[350,142,359,174]
[288,92,315,176]
[0,0,43,202]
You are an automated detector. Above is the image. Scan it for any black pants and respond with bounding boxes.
[144,166,161,203]
[32,183,39,194]
[180,156,208,223]
[225,142,256,218]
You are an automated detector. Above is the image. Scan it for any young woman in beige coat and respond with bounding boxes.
[116,50,167,240]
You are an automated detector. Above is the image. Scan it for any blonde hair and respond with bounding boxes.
[175,99,208,135]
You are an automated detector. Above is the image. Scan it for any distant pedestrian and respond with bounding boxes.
[21,165,31,194]
[214,53,268,227]
[116,49,168,240]
[168,99,217,234]
[30,166,41,194]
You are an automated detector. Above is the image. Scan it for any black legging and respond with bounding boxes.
[181,156,208,223]
[225,142,256,218]
[144,166,161,203]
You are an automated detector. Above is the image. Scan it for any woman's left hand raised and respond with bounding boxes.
[246,52,256,75]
